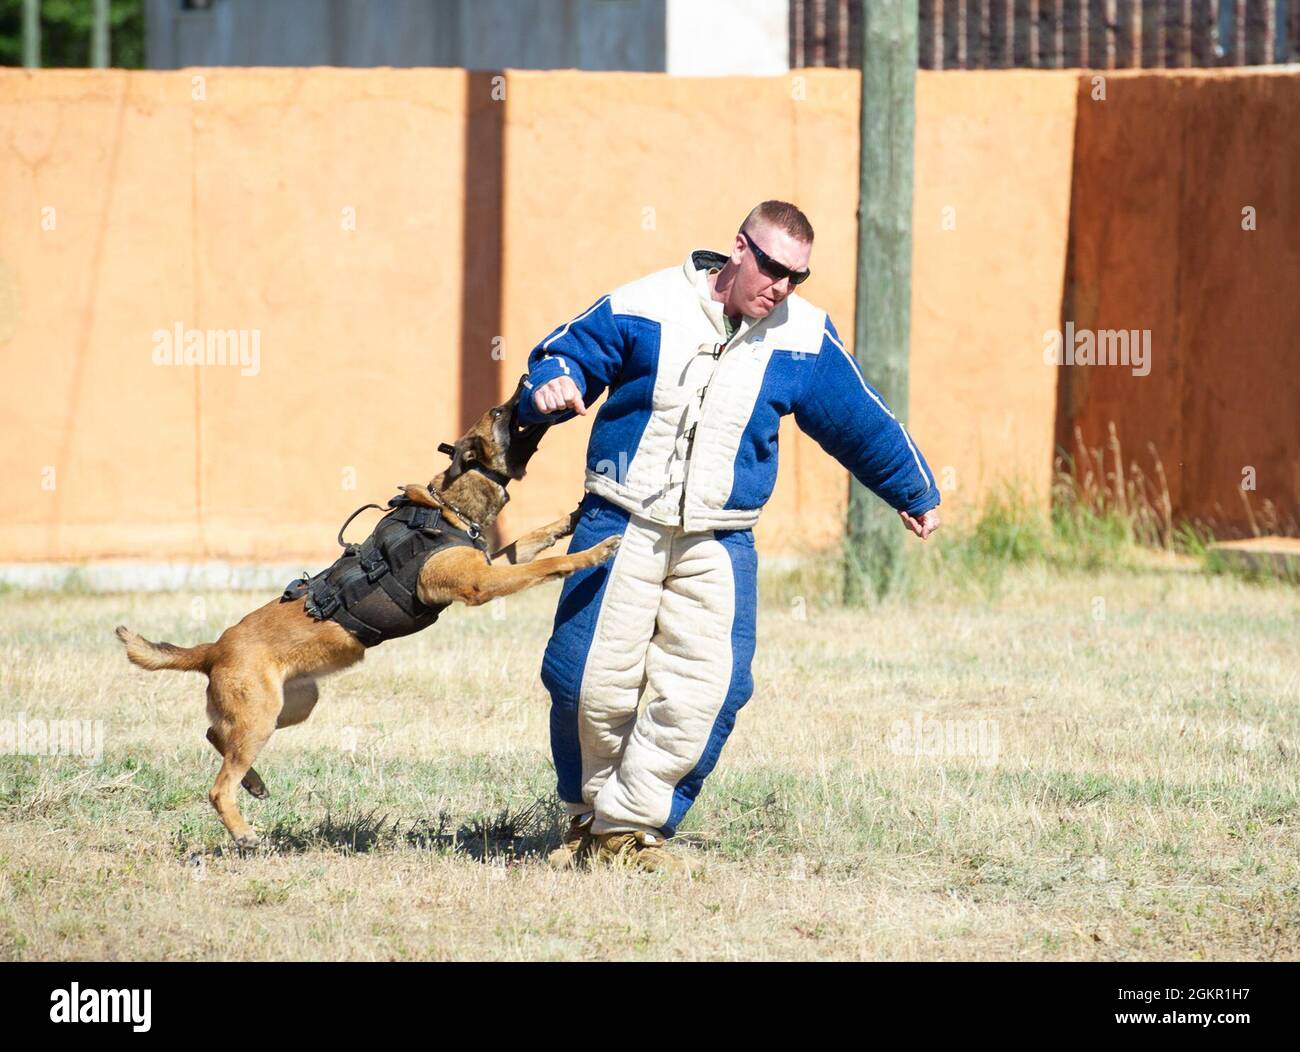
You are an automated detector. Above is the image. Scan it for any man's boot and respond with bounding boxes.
[594,830,697,876]
[546,813,595,870]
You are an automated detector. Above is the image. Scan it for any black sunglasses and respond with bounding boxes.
[739,228,811,286]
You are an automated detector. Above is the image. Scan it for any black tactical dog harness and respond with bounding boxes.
[280,491,489,648]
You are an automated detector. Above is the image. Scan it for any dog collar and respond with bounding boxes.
[437,441,514,499]
[422,470,489,540]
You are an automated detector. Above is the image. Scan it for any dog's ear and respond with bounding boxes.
[445,434,487,481]
[459,434,488,464]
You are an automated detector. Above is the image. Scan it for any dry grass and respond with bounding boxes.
[0,551,1296,960]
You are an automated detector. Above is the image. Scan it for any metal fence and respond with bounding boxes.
[791,0,1300,69]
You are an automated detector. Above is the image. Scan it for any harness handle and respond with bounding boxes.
[336,503,384,551]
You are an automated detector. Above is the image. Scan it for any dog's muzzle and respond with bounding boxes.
[502,375,549,466]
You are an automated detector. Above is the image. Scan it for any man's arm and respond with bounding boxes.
[516,295,629,426]
[793,319,941,535]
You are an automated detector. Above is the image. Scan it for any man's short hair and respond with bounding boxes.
[743,201,815,244]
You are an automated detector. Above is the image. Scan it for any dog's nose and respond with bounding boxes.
[500,374,529,413]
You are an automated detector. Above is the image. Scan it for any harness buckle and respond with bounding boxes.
[314,589,341,618]
[421,507,443,534]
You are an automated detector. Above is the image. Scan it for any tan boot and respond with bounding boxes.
[546,814,595,870]
[594,830,697,876]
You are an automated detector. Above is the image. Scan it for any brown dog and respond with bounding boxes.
[115,379,617,847]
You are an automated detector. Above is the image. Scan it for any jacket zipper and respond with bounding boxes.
[677,319,751,527]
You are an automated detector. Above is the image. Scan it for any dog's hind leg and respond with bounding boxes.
[205,677,319,801]
[207,678,317,803]
[207,669,281,847]
[206,726,270,799]
[278,676,320,728]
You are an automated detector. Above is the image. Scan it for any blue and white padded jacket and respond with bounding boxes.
[516,249,941,533]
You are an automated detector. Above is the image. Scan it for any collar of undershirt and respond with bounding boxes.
[692,250,741,331]
[691,249,729,272]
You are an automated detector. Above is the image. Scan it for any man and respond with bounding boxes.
[517,201,940,874]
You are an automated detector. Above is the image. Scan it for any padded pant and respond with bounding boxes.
[541,491,757,838]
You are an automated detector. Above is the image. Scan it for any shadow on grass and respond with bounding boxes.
[182,796,567,862]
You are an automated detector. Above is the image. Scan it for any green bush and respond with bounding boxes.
[0,0,144,68]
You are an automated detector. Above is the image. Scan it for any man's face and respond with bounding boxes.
[729,221,812,319]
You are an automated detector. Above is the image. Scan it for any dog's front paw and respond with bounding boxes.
[591,535,621,563]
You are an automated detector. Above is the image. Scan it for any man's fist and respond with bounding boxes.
[532,376,587,417]
[899,507,940,540]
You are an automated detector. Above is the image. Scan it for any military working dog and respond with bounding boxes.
[115,378,618,846]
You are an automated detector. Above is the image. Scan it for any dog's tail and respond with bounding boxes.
[115,625,214,674]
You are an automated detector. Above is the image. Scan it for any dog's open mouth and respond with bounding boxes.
[504,407,547,475]
[499,374,549,476]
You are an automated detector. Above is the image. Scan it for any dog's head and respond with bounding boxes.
[443,374,548,485]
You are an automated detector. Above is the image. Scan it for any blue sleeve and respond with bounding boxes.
[516,295,628,426]
[792,319,940,517]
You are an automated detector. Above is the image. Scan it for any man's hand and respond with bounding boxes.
[899,507,940,540]
[532,376,587,417]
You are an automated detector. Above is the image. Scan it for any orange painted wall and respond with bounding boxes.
[0,68,471,563]
[1064,70,1300,535]
[909,71,1077,525]
[9,65,1250,566]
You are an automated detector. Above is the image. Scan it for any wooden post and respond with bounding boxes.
[92,0,110,68]
[22,0,40,69]
[845,0,918,603]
